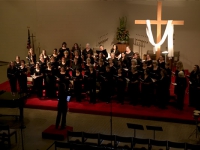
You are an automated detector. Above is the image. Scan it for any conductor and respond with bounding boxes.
[55,83,68,129]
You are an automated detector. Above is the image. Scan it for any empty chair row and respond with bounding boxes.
[67,131,200,150]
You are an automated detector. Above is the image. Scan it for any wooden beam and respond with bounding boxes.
[135,20,184,25]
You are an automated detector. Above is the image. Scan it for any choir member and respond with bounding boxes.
[164,62,172,101]
[82,43,93,61]
[73,50,82,65]
[45,62,57,98]
[50,56,59,75]
[108,58,117,75]
[18,60,28,94]
[96,59,105,82]
[115,68,126,104]
[110,52,118,66]
[157,55,165,69]
[33,63,44,98]
[176,71,187,110]
[156,69,169,109]
[27,48,36,75]
[85,53,94,65]
[57,66,70,90]
[110,44,120,59]
[59,57,68,71]
[128,67,140,105]
[96,52,106,63]
[73,69,83,102]
[58,42,70,60]
[129,59,138,71]
[195,74,200,110]
[133,52,142,67]
[119,52,128,68]
[139,61,148,76]
[7,61,17,95]
[51,48,59,62]
[96,45,108,59]
[174,61,185,95]
[101,65,113,103]
[71,58,81,76]
[63,51,70,67]
[188,65,199,107]
[85,65,96,103]
[116,60,125,70]
[150,61,161,81]
[140,69,153,106]
[38,55,46,73]
[142,54,147,62]
[146,54,152,68]
[84,58,92,73]
[56,83,68,129]
[71,43,81,57]
[40,49,49,63]
[14,56,21,69]
[125,46,134,67]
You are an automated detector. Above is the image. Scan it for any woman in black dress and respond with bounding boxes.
[82,43,93,61]
[73,50,82,65]
[71,58,81,77]
[71,43,81,57]
[115,68,126,104]
[125,46,134,68]
[45,62,57,98]
[96,59,105,82]
[58,42,70,60]
[96,45,108,59]
[128,67,140,105]
[188,65,199,107]
[51,48,59,62]
[7,61,17,95]
[119,52,128,68]
[146,54,152,69]
[73,69,83,102]
[33,63,44,98]
[57,66,70,90]
[140,69,153,106]
[27,48,36,75]
[157,69,169,109]
[110,44,120,59]
[18,60,28,95]
[157,55,165,69]
[40,49,49,63]
[63,50,70,67]
[176,71,187,110]
[85,65,96,104]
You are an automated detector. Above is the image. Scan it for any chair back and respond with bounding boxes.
[149,139,167,147]
[0,125,10,135]
[83,132,99,139]
[168,141,185,149]
[99,134,116,141]
[67,131,84,143]
[185,143,200,150]
[133,138,149,145]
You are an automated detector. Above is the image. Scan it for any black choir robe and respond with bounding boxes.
[45,69,57,98]
[85,71,96,103]
[7,67,17,93]
[189,70,198,106]
[176,77,187,110]
[33,69,43,97]
[73,73,83,102]
[82,49,93,61]
[18,67,27,93]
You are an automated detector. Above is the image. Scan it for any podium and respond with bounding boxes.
[117,44,129,53]
[127,123,144,138]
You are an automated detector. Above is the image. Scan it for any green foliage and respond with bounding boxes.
[116,16,129,41]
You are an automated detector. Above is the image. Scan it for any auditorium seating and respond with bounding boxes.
[0,125,17,148]
[63,131,200,150]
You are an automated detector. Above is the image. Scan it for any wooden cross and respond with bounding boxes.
[135,1,184,60]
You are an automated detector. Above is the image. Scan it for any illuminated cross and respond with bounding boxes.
[135,1,184,59]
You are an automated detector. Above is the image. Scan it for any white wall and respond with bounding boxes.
[0,0,199,71]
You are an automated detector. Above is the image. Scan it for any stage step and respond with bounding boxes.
[42,125,73,141]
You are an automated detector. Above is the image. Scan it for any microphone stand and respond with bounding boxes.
[110,97,113,149]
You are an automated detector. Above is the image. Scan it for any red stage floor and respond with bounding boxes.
[0,80,195,124]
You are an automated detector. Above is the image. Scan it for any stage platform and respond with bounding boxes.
[0,80,196,124]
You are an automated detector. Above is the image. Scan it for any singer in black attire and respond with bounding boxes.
[45,62,56,98]
[85,65,96,103]
[156,69,169,109]
[128,67,140,105]
[188,65,199,107]
[33,63,43,98]
[73,69,83,102]
[7,61,17,95]
[56,83,68,129]
[18,60,27,94]
[115,68,126,104]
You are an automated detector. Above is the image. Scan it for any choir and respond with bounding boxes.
[6,42,199,110]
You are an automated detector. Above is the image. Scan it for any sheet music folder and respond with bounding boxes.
[127,123,144,130]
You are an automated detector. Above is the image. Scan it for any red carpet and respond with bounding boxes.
[0,79,196,124]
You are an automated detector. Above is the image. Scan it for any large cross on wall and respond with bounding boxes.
[135,1,184,60]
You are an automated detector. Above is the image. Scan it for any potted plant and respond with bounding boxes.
[116,16,129,43]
